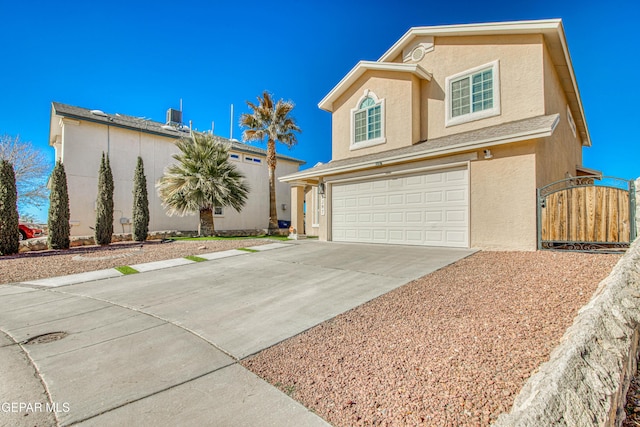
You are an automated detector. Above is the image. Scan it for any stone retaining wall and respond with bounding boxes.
[494,239,640,426]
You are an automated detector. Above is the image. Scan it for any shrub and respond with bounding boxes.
[47,161,70,249]
[94,153,114,245]
[132,156,149,242]
[0,159,19,255]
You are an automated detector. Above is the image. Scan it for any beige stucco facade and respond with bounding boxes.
[50,104,302,237]
[282,19,592,251]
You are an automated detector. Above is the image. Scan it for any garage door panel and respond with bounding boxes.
[358,213,372,223]
[446,189,467,202]
[445,169,467,182]
[388,179,404,189]
[426,191,443,203]
[372,229,387,240]
[332,167,468,247]
[388,230,405,241]
[372,213,387,223]
[388,194,404,205]
[446,210,466,224]
[388,212,404,223]
[372,196,386,206]
[406,192,423,204]
[406,212,423,222]
[426,211,443,223]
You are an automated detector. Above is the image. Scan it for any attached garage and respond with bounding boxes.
[330,166,469,247]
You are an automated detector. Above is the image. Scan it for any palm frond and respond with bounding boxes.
[156,133,249,217]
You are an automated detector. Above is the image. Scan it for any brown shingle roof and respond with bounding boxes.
[282,114,559,180]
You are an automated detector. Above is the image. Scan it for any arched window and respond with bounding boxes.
[352,94,384,146]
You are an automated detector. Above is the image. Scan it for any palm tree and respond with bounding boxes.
[156,133,249,236]
[240,91,301,233]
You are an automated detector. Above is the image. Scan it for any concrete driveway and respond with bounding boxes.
[0,241,475,426]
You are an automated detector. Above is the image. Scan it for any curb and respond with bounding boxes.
[19,243,293,288]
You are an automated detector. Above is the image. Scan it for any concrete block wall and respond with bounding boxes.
[494,238,640,426]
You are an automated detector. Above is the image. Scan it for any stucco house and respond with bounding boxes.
[49,102,304,236]
[282,19,594,251]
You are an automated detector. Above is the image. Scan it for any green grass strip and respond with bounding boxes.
[115,265,139,275]
[173,235,289,241]
[184,255,207,262]
[237,248,259,253]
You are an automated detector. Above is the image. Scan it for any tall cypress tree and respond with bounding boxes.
[0,159,19,255]
[47,161,70,249]
[95,152,114,245]
[132,156,149,242]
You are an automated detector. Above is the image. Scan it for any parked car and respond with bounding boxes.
[18,223,44,240]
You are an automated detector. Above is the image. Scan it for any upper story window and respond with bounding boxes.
[351,92,385,149]
[229,153,240,161]
[244,155,262,164]
[445,60,500,127]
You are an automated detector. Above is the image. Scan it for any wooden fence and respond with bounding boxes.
[538,177,635,251]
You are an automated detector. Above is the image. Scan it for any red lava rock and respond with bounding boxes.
[242,251,620,427]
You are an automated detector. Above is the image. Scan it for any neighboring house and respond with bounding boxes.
[281,19,593,250]
[49,102,304,237]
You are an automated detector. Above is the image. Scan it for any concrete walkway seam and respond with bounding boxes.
[16,243,294,289]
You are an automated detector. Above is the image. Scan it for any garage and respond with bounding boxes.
[331,167,469,247]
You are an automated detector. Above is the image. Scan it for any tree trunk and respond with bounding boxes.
[267,138,278,234]
[199,207,215,236]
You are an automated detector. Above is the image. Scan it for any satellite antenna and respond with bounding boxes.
[230,104,234,140]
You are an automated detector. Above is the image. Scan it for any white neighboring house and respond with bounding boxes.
[49,102,304,237]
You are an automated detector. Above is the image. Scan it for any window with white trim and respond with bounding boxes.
[214,206,224,216]
[445,60,500,127]
[351,92,385,149]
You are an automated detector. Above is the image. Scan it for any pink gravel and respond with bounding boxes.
[242,250,621,427]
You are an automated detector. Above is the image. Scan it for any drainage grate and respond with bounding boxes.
[23,332,68,345]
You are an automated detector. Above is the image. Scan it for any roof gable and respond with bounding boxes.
[318,19,590,147]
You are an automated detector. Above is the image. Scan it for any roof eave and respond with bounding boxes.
[318,61,432,112]
[280,122,556,182]
[379,19,563,62]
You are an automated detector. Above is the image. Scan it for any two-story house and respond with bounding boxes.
[49,102,304,237]
[281,19,593,251]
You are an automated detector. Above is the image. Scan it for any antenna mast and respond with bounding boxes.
[230,104,234,140]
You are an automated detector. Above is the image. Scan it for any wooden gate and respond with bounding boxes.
[538,176,636,251]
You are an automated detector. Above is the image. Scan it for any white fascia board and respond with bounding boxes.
[280,118,558,182]
[318,61,432,112]
[378,19,590,146]
[554,22,591,147]
[379,19,562,62]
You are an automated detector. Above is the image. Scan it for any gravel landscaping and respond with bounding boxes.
[0,239,270,284]
[242,250,621,427]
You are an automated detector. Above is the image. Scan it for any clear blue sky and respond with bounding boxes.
[1,0,638,221]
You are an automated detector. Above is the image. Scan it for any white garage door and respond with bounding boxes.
[331,167,468,247]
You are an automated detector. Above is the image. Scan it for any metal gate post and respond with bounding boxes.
[630,179,637,242]
[537,187,543,250]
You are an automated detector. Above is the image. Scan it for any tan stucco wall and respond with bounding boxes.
[470,141,538,250]
[534,43,584,187]
[56,118,297,236]
[422,34,545,140]
[331,70,420,161]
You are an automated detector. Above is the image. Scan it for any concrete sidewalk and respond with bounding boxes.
[0,241,475,426]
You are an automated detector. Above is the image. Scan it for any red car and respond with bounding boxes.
[19,223,44,240]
